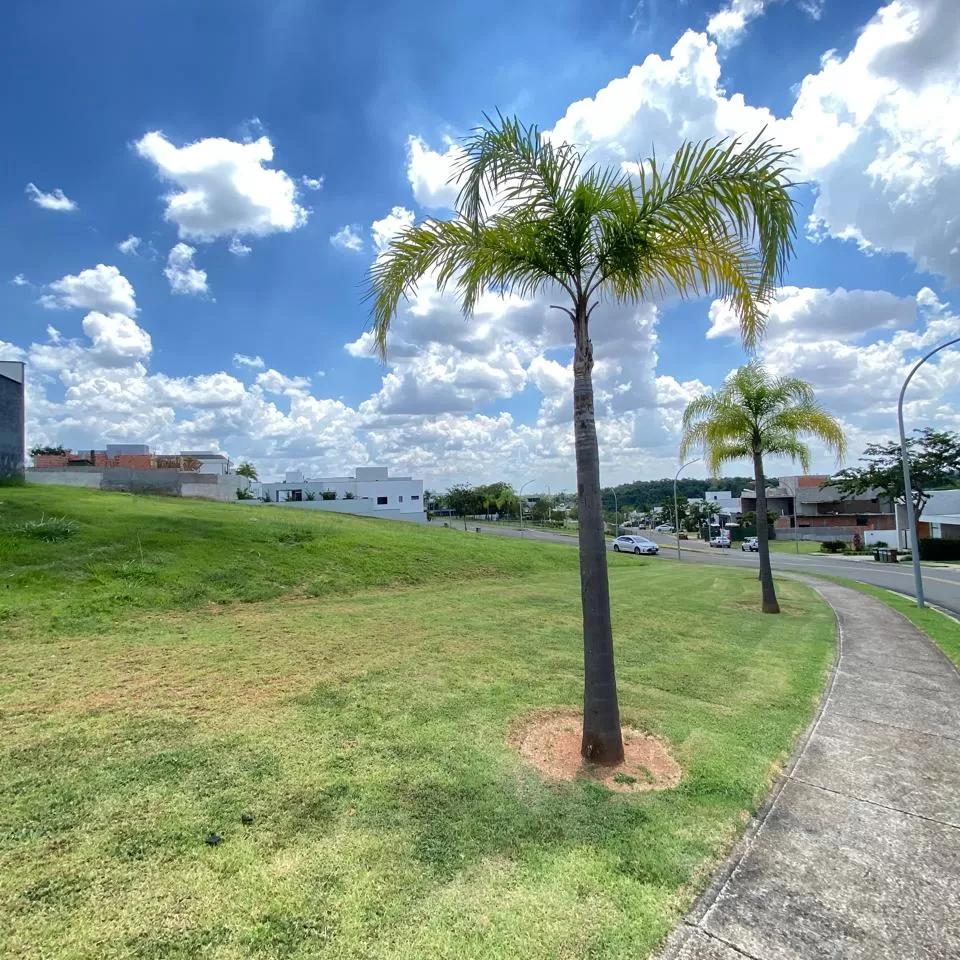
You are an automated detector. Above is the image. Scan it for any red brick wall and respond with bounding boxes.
[110,454,156,469]
[33,454,70,469]
[797,475,830,488]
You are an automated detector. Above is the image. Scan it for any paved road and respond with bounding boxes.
[658,578,960,959]
[465,523,960,616]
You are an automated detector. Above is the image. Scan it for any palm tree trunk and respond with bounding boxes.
[752,450,780,614]
[573,309,624,764]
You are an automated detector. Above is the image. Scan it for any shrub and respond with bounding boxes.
[871,540,889,549]
[820,539,847,553]
[304,492,318,501]
[236,488,255,500]
[918,538,960,562]
[321,491,337,500]
[343,491,356,500]
[16,515,78,542]
[28,445,67,456]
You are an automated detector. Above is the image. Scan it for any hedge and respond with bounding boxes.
[918,538,960,561]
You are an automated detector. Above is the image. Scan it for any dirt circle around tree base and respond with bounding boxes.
[510,709,682,793]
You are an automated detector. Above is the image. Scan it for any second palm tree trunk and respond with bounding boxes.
[573,311,625,764]
[752,451,781,614]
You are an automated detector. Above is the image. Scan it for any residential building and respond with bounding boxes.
[180,451,230,475]
[703,490,741,516]
[920,489,960,540]
[0,360,25,478]
[741,474,894,542]
[27,440,246,501]
[259,466,424,521]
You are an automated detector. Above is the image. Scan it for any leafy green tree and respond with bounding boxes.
[830,428,960,528]
[235,461,258,481]
[369,114,797,763]
[681,363,844,613]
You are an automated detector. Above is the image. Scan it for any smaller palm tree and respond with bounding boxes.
[236,461,258,481]
[680,362,845,613]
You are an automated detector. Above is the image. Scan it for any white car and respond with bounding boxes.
[613,535,659,555]
[654,523,674,532]
[741,536,759,552]
[709,535,732,548]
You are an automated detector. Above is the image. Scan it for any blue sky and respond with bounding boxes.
[2,0,958,489]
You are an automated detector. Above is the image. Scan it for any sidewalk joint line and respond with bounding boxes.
[786,775,960,830]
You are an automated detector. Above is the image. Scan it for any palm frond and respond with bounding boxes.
[679,361,845,478]
[630,136,798,348]
[455,113,583,225]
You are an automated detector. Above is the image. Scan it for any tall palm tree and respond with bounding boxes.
[369,115,797,763]
[680,363,845,614]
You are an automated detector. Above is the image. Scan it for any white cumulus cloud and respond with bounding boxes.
[135,131,308,242]
[164,243,209,296]
[406,136,462,209]
[41,264,138,316]
[233,353,265,369]
[25,183,77,212]
[330,225,364,252]
[371,206,415,253]
[117,235,142,255]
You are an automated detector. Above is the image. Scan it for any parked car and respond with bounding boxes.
[741,536,759,552]
[709,535,731,548]
[612,535,659,555]
[654,523,674,532]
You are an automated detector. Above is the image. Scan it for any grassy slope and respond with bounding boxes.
[0,486,579,630]
[0,487,835,960]
[818,576,960,668]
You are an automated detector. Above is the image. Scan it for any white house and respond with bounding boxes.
[180,451,230,475]
[703,490,741,516]
[259,466,425,522]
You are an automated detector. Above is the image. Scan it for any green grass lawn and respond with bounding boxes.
[817,576,960,668]
[0,486,835,959]
[767,539,822,554]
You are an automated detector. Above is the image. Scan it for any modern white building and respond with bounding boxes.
[703,490,741,516]
[259,466,425,522]
[180,451,230,475]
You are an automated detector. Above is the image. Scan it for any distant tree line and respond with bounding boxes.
[600,476,756,513]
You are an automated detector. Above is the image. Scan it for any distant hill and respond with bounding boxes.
[601,477,756,512]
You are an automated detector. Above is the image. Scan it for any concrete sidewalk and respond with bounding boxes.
[658,579,960,960]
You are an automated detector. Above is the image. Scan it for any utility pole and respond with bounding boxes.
[897,336,960,608]
[674,458,700,561]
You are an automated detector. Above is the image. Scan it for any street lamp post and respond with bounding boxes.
[897,336,960,609]
[610,488,619,537]
[519,478,536,536]
[674,458,701,561]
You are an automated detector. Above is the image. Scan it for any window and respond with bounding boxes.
[411,495,420,501]
[399,495,403,503]
[377,496,388,505]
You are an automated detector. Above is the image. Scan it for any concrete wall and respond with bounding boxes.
[99,468,182,494]
[26,467,104,488]
[0,363,25,477]
[777,525,863,542]
[26,468,249,500]
[182,475,249,501]
[239,498,426,523]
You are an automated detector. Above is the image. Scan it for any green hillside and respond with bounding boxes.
[0,485,577,629]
